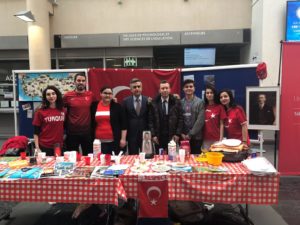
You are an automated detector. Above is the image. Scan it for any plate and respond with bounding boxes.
[172,162,187,168]
[152,165,171,173]
[222,139,241,147]
[131,165,149,173]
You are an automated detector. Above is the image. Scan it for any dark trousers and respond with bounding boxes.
[101,142,116,155]
[40,145,54,156]
[190,138,203,154]
[128,137,142,155]
[66,133,92,155]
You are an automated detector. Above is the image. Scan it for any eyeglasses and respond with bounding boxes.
[103,92,113,95]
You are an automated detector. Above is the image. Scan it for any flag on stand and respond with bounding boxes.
[138,175,168,218]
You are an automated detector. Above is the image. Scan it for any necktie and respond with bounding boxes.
[163,100,167,115]
[136,98,141,115]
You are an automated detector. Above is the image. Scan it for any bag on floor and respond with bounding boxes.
[203,204,254,225]
[168,201,206,225]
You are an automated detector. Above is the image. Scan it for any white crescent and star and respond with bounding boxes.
[112,86,130,97]
[146,186,162,205]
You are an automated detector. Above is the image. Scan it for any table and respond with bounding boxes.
[0,155,279,206]
[120,155,279,205]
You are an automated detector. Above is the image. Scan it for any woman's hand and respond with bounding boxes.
[119,139,127,148]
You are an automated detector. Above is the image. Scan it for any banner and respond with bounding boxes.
[279,42,300,175]
[88,68,181,102]
[138,175,168,218]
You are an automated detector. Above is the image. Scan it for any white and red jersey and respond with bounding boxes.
[203,104,227,141]
[224,105,250,145]
[95,102,113,140]
[32,108,66,148]
[63,90,95,135]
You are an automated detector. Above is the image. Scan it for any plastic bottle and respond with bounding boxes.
[168,140,176,161]
[93,139,101,159]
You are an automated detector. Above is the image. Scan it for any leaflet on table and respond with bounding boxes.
[9,167,43,179]
[54,162,76,176]
[65,166,95,178]
[91,166,109,178]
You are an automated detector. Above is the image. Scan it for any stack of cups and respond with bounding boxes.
[179,149,185,163]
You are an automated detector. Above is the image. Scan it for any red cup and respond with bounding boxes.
[105,154,111,166]
[85,156,91,165]
[77,152,82,162]
[97,152,102,160]
[54,147,61,157]
[20,152,26,160]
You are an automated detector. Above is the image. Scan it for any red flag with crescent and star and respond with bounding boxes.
[88,68,181,102]
[138,175,168,218]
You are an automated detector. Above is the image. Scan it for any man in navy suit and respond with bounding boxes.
[123,78,150,155]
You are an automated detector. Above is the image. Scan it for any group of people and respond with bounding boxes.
[32,73,250,156]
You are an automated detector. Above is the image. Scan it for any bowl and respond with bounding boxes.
[206,152,224,166]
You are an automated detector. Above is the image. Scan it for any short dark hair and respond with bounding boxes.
[74,73,86,81]
[130,78,141,84]
[100,86,113,93]
[160,80,169,85]
[42,85,63,110]
[183,79,194,87]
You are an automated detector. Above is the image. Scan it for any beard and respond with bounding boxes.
[76,83,86,91]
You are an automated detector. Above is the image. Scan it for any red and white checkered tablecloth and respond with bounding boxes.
[0,157,127,206]
[119,155,279,205]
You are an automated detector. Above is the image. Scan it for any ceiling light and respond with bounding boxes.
[14,10,35,22]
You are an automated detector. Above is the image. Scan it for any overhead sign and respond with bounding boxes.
[124,57,137,67]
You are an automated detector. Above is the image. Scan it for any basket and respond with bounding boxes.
[206,152,224,166]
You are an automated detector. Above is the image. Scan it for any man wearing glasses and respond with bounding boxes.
[123,78,151,155]
[63,73,95,155]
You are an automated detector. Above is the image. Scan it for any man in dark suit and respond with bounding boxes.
[149,80,183,153]
[123,78,150,155]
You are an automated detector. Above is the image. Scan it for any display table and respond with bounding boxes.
[120,155,279,205]
[0,155,279,206]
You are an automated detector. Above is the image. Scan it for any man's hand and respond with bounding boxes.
[152,136,159,145]
[173,135,179,142]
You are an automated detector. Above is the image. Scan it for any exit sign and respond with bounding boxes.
[124,57,137,67]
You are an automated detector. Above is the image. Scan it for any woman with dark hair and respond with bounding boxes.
[202,85,226,150]
[32,86,66,155]
[91,86,127,154]
[218,89,250,148]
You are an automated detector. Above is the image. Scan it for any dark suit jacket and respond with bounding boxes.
[123,95,150,154]
[250,104,275,125]
[149,94,183,140]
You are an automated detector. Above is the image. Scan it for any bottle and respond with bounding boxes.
[168,140,176,161]
[93,139,101,159]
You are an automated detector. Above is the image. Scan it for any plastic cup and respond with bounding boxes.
[20,152,26,160]
[64,152,70,161]
[85,156,91,165]
[56,156,64,163]
[88,153,94,162]
[105,154,111,166]
[100,154,105,165]
[54,147,61,157]
[179,149,185,163]
[115,157,121,165]
[76,152,82,162]
[139,152,146,163]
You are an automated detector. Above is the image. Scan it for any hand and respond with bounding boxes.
[119,139,127,148]
[181,134,186,140]
[185,135,190,140]
[173,94,180,100]
[242,143,249,150]
[173,135,179,142]
[112,97,118,103]
[34,148,41,156]
[152,136,159,145]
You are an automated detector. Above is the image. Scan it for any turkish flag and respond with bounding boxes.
[88,68,181,102]
[138,175,168,218]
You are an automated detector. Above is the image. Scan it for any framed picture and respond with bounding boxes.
[246,86,280,130]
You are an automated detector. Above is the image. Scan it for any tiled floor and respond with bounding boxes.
[0,140,299,225]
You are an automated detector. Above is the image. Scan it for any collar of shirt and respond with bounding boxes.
[161,97,169,103]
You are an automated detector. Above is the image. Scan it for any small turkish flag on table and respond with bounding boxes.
[138,175,168,218]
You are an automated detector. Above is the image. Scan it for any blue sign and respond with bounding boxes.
[286,1,300,41]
